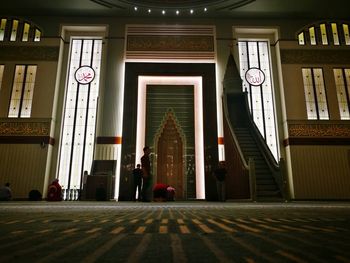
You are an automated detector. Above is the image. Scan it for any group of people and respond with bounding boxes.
[132,146,152,202]
[2,146,227,202]
[0,180,63,201]
[132,146,227,202]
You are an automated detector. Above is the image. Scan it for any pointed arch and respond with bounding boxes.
[154,109,186,199]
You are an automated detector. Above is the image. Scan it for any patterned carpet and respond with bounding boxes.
[0,201,350,262]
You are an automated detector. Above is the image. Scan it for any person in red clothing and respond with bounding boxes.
[47,179,62,201]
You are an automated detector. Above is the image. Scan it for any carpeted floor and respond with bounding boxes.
[0,201,349,262]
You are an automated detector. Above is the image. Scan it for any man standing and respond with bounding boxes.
[132,164,143,201]
[141,146,151,202]
[214,161,227,201]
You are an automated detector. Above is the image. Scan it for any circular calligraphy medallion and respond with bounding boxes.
[245,68,265,86]
[75,66,95,85]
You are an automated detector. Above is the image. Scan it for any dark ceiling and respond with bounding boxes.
[1,0,349,19]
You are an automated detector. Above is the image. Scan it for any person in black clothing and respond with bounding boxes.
[141,146,151,202]
[214,161,227,201]
[132,164,143,201]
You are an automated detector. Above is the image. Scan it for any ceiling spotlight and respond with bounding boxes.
[148,9,151,13]
[134,6,138,11]
[204,7,207,12]
[162,10,166,15]
[190,9,194,14]
[176,10,179,15]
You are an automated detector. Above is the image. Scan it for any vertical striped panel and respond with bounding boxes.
[290,146,350,199]
[94,144,118,160]
[0,144,48,198]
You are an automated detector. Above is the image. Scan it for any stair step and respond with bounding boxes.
[256,190,282,198]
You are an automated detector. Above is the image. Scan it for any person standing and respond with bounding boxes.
[0,183,12,201]
[141,146,151,202]
[214,161,227,201]
[132,164,143,201]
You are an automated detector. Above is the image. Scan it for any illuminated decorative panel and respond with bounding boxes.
[298,32,305,45]
[20,65,37,117]
[333,69,350,120]
[22,23,30,42]
[343,24,350,45]
[8,65,37,118]
[34,28,41,42]
[10,19,18,41]
[0,19,6,41]
[238,40,279,160]
[0,65,4,91]
[309,27,316,45]
[320,24,328,45]
[331,23,340,45]
[58,38,102,192]
[313,68,329,119]
[302,68,329,120]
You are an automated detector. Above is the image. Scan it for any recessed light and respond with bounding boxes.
[134,6,138,11]
[190,9,194,14]
[162,10,166,15]
[204,8,207,12]
[176,10,179,15]
[148,9,151,13]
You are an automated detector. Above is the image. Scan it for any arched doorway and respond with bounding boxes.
[156,111,185,199]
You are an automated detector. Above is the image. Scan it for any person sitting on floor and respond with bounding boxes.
[47,179,62,201]
[0,182,12,201]
[153,183,168,201]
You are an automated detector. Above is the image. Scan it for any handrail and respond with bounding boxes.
[241,92,284,194]
[222,92,249,170]
[222,90,254,200]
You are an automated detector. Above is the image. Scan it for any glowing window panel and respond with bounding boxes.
[309,27,316,45]
[302,68,317,120]
[302,68,329,120]
[22,23,30,42]
[320,24,328,45]
[333,69,350,120]
[58,38,102,192]
[20,65,37,118]
[313,68,329,119]
[331,23,340,45]
[238,42,251,108]
[10,19,19,41]
[0,19,6,41]
[298,32,305,45]
[0,65,4,90]
[8,65,37,118]
[238,40,279,160]
[343,24,350,45]
[34,28,41,42]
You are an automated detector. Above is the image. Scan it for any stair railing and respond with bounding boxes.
[222,90,256,201]
[241,92,286,198]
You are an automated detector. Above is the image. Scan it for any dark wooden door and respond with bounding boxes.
[157,115,184,199]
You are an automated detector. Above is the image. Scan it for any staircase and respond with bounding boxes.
[234,127,281,199]
[222,53,284,201]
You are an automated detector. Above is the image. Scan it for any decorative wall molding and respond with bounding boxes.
[0,120,50,136]
[280,49,350,64]
[96,136,122,144]
[288,123,350,138]
[284,121,350,146]
[0,46,59,61]
[125,25,216,61]
[127,35,214,52]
